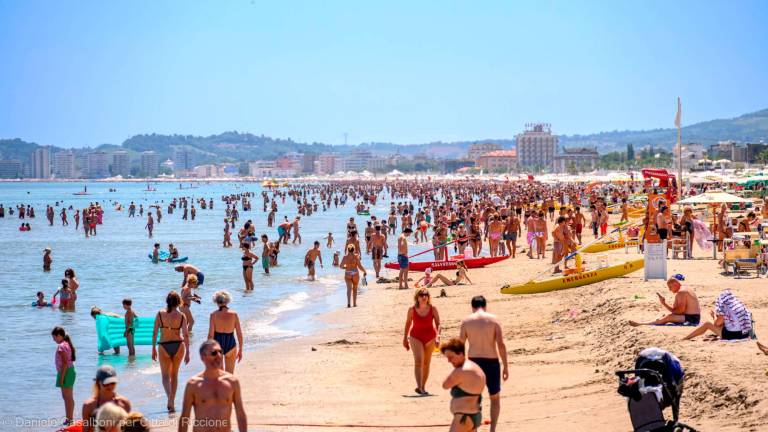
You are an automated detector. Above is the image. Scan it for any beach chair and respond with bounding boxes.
[722,247,750,274]
[671,232,688,260]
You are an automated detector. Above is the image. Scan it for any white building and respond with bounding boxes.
[343,149,372,172]
[31,148,51,179]
[53,151,75,179]
[86,151,109,178]
[111,151,130,177]
[140,151,159,177]
[552,147,599,173]
[0,160,22,179]
[516,123,558,170]
[249,160,277,177]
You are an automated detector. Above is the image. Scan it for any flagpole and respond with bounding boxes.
[676,97,683,201]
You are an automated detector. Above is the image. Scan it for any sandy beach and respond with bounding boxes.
[151,238,768,431]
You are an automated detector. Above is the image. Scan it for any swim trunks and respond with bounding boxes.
[372,247,383,260]
[196,272,205,286]
[469,357,501,396]
[397,254,409,270]
[684,314,700,325]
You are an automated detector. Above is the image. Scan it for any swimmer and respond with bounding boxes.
[35,291,50,307]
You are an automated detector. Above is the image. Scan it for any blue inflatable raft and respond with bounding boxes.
[148,251,188,263]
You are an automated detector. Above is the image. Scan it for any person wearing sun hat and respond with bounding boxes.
[81,365,132,432]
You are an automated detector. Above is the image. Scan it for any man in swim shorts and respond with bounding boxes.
[304,241,323,281]
[629,277,701,327]
[397,228,413,290]
[370,225,386,278]
[460,295,509,432]
[175,264,203,287]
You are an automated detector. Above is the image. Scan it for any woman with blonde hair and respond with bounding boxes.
[94,402,127,432]
[403,287,441,395]
[81,365,131,432]
[152,291,190,412]
[208,290,244,373]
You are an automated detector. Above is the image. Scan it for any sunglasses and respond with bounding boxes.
[208,349,223,357]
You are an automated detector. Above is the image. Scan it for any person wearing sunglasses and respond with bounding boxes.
[403,288,441,395]
[81,365,132,432]
[179,339,247,432]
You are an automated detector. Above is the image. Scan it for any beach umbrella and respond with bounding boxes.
[677,191,750,204]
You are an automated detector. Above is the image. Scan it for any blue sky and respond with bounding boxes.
[0,0,766,148]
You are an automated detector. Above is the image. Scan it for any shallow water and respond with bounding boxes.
[0,181,398,430]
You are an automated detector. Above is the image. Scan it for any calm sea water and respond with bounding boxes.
[0,181,399,430]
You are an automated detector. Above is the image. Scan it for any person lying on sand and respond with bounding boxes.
[683,290,752,341]
[629,277,700,327]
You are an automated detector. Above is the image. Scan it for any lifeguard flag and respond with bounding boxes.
[674,97,682,128]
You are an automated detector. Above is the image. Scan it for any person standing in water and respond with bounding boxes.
[145,213,154,237]
[152,291,190,412]
[304,241,324,281]
[52,326,76,425]
[340,244,366,308]
[459,295,509,432]
[123,298,136,357]
[179,340,248,432]
[43,247,52,271]
[207,291,244,373]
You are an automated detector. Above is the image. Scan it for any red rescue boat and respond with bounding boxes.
[384,255,508,272]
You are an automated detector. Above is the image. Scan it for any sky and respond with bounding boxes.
[0,0,766,148]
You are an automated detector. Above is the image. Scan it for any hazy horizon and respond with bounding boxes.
[1,0,767,148]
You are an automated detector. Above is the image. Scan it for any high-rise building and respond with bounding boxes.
[53,151,75,179]
[317,154,342,174]
[86,151,109,178]
[516,123,558,170]
[302,153,318,173]
[173,148,195,176]
[0,160,22,179]
[343,149,372,172]
[111,151,130,177]
[140,151,159,177]
[31,148,51,179]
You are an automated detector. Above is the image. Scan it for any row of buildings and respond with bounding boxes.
[469,123,600,173]
[0,148,194,179]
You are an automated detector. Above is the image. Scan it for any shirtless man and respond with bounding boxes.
[534,211,547,259]
[292,216,301,244]
[397,228,413,290]
[551,217,567,273]
[304,241,323,281]
[503,213,521,258]
[370,225,386,278]
[573,207,586,245]
[175,264,204,288]
[620,198,629,223]
[146,213,154,237]
[525,212,537,258]
[179,340,247,432]
[441,338,486,432]
[459,296,509,432]
[260,235,272,274]
[629,277,701,327]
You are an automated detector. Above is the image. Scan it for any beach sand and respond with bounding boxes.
[163,243,768,431]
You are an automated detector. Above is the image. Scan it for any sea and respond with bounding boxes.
[0,181,399,431]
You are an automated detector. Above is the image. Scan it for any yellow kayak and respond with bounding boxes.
[582,240,639,253]
[500,259,644,295]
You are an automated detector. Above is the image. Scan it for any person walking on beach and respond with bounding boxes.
[208,291,244,373]
[403,287,441,395]
[340,244,366,308]
[397,228,413,289]
[179,339,248,432]
[459,296,509,432]
[52,326,76,425]
[304,241,323,281]
[152,291,191,412]
[440,338,485,432]
[81,365,132,432]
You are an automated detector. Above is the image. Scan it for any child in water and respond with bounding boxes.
[123,298,136,356]
[90,307,121,354]
[332,251,340,267]
[34,291,50,307]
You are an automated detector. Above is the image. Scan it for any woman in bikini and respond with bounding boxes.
[426,260,473,287]
[340,244,366,308]
[403,287,441,395]
[240,242,259,290]
[53,279,74,310]
[207,290,243,373]
[64,268,79,305]
[152,291,190,412]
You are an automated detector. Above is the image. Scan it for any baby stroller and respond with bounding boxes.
[616,347,697,432]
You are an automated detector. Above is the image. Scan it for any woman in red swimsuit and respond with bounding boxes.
[403,287,441,395]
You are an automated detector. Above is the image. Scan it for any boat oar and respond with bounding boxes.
[406,236,468,259]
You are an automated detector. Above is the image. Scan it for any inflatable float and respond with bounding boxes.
[95,314,158,353]
[385,255,508,272]
[500,259,644,295]
[148,251,188,263]
[357,211,370,216]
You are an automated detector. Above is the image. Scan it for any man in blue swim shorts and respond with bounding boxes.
[397,228,413,290]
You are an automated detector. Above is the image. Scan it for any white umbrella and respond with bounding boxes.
[677,191,750,204]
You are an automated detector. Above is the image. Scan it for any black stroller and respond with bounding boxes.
[616,347,697,432]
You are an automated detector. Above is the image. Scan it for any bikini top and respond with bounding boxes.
[157,311,184,331]
[451,385,481,400]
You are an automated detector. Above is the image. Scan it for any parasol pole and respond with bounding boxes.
[675,97,683,202]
